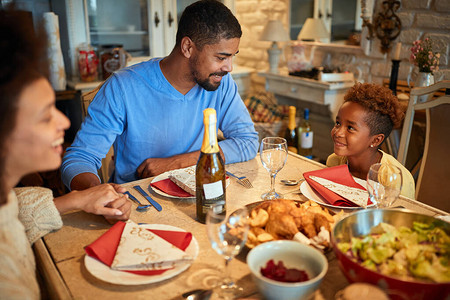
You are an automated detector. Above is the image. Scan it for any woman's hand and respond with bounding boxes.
[54,184,131,222]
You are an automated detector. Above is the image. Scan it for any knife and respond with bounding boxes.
[308,175,369,207]
[133,185,162,211]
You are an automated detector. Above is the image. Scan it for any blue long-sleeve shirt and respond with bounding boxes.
[61,58,259,186]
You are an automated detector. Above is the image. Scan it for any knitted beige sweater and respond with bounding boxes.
[0,187,62,299]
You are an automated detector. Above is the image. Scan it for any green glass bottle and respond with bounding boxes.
[195,108,226,223]
[298,108,313,159]
[284,106,298,153]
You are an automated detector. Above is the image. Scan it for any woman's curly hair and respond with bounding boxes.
[344,82,404,138]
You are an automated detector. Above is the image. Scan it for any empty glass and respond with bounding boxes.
[206,205,249,299]
[260,137,288,200]
[366,163,403,208]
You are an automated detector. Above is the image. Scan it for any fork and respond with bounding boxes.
[226,171,253,188]
[124,191,151,211]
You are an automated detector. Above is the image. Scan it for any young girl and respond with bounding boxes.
[0,7,131,298]
[327,82,415,199]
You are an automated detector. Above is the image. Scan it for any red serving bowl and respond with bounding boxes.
[331,209,450,300]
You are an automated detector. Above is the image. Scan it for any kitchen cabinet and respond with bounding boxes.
[52,0,234,79]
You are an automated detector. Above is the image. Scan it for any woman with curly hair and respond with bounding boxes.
[327,82,415,198]
[0,6,131,298]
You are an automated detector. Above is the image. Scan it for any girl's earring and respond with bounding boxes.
[370,145,374,148]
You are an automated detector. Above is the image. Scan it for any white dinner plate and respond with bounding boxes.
[150,172,195,200]
[150,172,231,200]
[300,177,376,210]
[84,224,199,285]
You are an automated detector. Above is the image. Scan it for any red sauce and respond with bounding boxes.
[260,259,309,283]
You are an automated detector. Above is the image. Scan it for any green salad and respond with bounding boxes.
[338,222,450,283]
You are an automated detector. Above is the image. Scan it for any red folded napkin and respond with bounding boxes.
[303,165,372,207]
[151,176,229,197]
[85,221,192,276]
[150,179,193,197]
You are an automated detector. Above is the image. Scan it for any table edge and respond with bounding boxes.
[33,238,72,300]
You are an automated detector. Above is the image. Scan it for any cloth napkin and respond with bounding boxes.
[85,221,192,275]
[151,167,229,198]
[168,166,196,195]
[304,165,371,207]
[150,179,193,197]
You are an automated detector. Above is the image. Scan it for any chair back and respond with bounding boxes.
[81,82,105,117]
[80,81,114,183]
[397,81,450,212]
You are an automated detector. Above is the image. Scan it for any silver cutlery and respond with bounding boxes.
[225,171,253,188]
[282,189,304,198]
[280,178,305,186]
[123,191,151,211]
[182,289,212,300]
[133,185,162,211]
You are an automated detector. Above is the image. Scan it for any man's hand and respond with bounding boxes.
[110,183,126,194]
[137,149,225,178]
[137,151,200,178]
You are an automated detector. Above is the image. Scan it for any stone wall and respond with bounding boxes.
[234,0,450,85]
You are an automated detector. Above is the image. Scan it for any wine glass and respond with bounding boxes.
[260,137,288,200]
[366,163,403,208]
[206,205,249,299]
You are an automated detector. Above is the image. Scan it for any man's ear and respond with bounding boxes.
[180,37,194,58]
[371,133,385,148]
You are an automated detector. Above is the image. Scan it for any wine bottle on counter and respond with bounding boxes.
[298,108,313,159]
[284,106,298,153]
[196,108,226,223]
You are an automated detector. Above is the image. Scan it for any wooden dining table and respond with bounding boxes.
[34,153,449,300]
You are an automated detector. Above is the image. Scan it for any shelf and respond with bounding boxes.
[258,71,354,120]
[296,41,364,55]
[90,31,147,35]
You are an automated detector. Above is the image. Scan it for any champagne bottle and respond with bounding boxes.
[196,108,226,223]
[284,106,298,153]
[298,108,313,159]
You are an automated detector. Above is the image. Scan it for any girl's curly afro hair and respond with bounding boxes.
[344,82,404,138]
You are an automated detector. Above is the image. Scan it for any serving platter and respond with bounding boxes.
[244,199,335,252]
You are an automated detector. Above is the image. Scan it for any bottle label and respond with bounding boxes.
[202,202,226,215]
[301,132,313,149]
[104,58,121,73]
[203,181,224,199]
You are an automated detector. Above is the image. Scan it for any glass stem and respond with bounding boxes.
[270,172,276,193]
[223,257,233,286]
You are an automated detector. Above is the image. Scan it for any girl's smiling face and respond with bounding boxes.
[331,101,382,158]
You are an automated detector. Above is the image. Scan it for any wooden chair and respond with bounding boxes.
[397,81,450,212]
[81,82,114,183]
[381,79,447,158]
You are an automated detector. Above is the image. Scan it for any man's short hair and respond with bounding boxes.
[175,0,242,49]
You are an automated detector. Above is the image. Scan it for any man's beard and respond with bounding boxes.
[194,71,228,91]
[190,56,227,91]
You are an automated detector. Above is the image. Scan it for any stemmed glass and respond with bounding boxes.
[260,137,288,200]
[366,163,403,208]
[206,205,249,299]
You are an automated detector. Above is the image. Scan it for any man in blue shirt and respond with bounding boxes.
[61,0,259,192]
